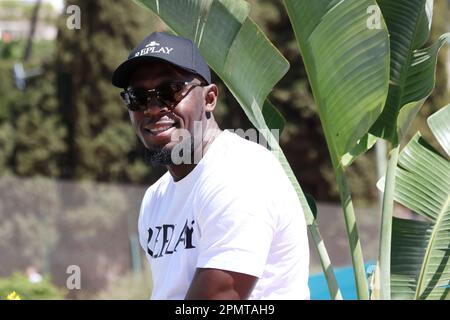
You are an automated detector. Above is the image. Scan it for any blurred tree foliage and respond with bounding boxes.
[55,0,158,183]
[0,40,66,177]
[12,68,67,177]
[0,0,58,23]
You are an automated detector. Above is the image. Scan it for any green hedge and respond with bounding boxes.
[0,272,65,300]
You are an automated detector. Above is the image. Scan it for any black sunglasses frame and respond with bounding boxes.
[120,81,203,112]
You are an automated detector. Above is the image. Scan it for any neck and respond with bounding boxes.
[168,121,222,182]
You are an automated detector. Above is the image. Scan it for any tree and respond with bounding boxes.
[11,66,67,177]
[0,0,66,178]
[55,0,159,183]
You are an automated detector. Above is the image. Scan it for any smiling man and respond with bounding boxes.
[112,31,310,300]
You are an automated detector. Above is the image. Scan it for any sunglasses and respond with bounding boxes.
[120,81,203,112]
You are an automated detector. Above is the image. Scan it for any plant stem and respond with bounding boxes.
[267,132,342,300]
[308,222,343,299]
[375,140,388,207]
[378,144,400,300]
[335,165,369,300]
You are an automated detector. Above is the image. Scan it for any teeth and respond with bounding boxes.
[146,123,174,134]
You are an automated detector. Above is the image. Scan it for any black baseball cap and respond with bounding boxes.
[112,32,211,88]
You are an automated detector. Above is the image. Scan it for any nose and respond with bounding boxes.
[142,100,171,116]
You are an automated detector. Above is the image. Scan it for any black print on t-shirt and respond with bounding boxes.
[146,219,196,258]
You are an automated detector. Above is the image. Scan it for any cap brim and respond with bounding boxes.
[111,56,197,88]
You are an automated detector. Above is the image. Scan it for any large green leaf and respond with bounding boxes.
[391,105,450,299]
[283,0,390,167]
[428,105,450,158]
[283,0,390,300]
[370,0,450,144]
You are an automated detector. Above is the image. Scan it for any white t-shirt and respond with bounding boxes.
[138,130,310,300]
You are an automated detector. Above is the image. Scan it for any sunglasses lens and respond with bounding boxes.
[121,82,191,111]
[124,88,146,111]
[157,82,184,105]
[121,91,136,111]
[133,88,150,105]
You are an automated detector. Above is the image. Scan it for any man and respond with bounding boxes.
[112,31,310,300]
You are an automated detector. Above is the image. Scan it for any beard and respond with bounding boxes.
[144,138,196,167]
[144,148,173,166]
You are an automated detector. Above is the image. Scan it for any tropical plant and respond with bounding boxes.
[389,104,450,300]
[131,0,449,299]
[283,0,390,300]
[368,0,449,299]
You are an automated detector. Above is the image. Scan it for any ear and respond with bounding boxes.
[203,84,218,113]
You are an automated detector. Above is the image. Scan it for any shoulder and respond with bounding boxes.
[221,130,273,156]
[223,131,289,188]
[138,172,172,232]
[198,130,291,198]
[200,130,303,222]
[217,130,283,174]
[141,171,172,205]
[138,172,171,235]
[198,132,285,211]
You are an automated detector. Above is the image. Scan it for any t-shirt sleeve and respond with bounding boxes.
[195,181,276,278]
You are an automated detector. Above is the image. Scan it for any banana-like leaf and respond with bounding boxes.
[283,0,390,299]
[391,105,450,299]
[428,105,450,158]
[283,0,390,167]
[370,0,450,144]
[341,133,378,167]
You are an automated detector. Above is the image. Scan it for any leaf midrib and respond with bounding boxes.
[415,195,450,299]
[390,0,428,128]
[283,0,341,168]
